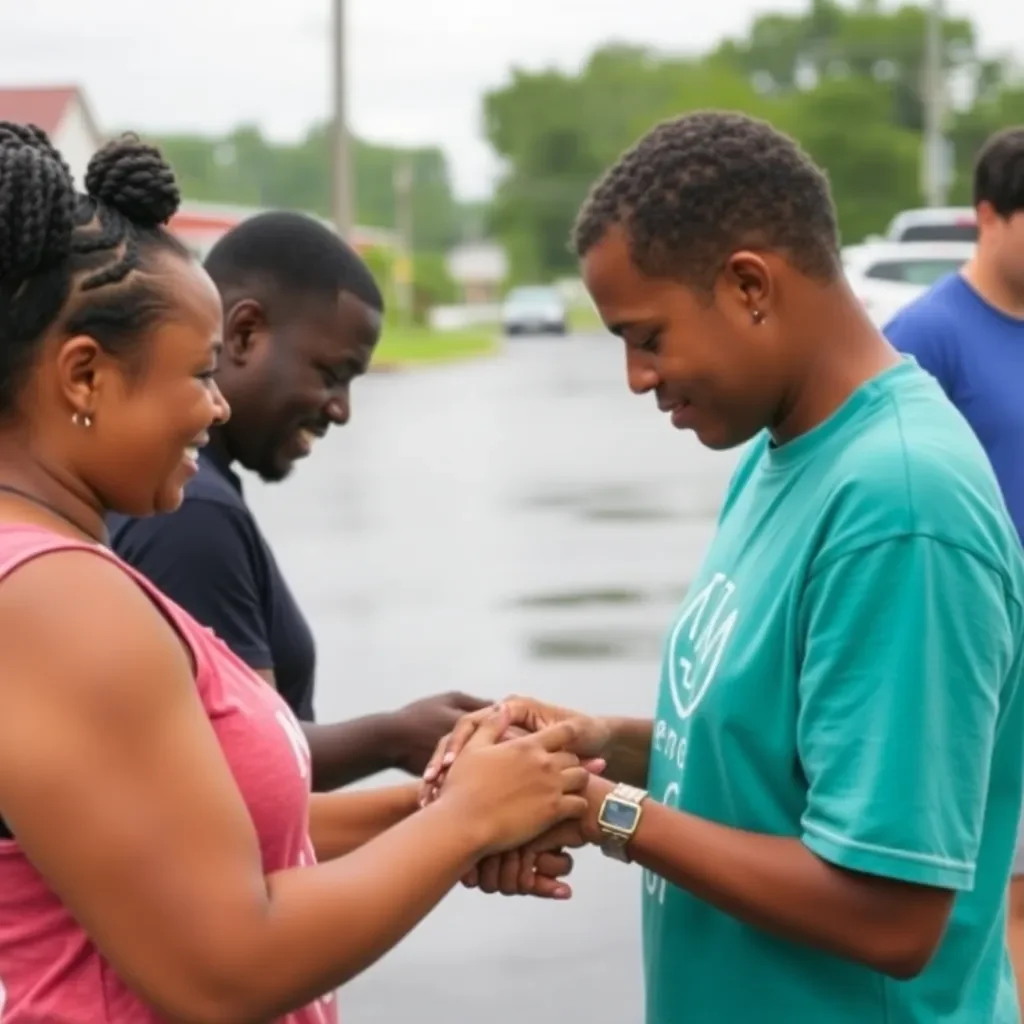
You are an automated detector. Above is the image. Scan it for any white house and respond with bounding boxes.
[446,241,508,304]
[0,86,104,188]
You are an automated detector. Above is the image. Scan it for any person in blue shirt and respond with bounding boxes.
[423,112,1024,1023]
[884,125,1024,1014]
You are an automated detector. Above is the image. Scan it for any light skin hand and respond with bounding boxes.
[424,706,609,899]
[420,697,613,806]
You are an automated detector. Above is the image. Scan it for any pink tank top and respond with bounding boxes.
[0,525,338,1024]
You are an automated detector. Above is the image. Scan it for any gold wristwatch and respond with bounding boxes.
[597,782,648,862]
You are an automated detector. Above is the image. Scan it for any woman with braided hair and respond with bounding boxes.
[0,124,599,1023]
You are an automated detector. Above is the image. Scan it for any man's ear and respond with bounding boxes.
[223,299,269,367]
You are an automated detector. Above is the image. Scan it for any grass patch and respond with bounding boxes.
[568,303,607,334]
[372,325,499,368]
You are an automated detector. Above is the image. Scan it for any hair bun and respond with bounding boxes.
[0,121,76,282]
[84,134,180,227]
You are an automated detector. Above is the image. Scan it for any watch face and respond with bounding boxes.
[602,797,640,833]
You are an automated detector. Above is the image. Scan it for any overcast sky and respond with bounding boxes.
[1,0,1019,198]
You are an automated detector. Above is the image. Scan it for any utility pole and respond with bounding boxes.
[393,155,414,323]
[921,0,949,207]
[330,0,354,236]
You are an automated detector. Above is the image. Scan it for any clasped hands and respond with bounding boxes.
[418,697,612,900]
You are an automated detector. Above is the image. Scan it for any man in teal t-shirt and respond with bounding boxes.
[642,359,1024,1022]
[425,113,1024,1024]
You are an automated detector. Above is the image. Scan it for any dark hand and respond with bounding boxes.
[420,696,609,803]
[463,820,591,899]
[390,691,491,776]
[461,776,614,899]
[438,709,595,857]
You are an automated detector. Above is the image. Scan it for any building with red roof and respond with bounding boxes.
[0,86,104,187]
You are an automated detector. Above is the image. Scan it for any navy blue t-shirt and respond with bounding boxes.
[885,273,1024,544]
[107,447,317,721]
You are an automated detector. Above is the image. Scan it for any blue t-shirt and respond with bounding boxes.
[643,360,1024,1023]
[885,273,1024,543]
[108,447,317,721]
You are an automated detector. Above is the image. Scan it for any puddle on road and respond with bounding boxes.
[515,586,647,609]
[522,482,718,523]
[582,505,675,522]
[526,626,664,661]
[515,582,690,611]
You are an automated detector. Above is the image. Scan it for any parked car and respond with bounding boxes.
[883,206,977,243]
[842,240,975,326]
[501,285,568,336]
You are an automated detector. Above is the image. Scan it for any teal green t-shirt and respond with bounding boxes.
[643,359,1024,1024]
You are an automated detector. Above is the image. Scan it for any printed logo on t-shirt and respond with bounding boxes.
[646,571,740,905]
[665,572,738,720]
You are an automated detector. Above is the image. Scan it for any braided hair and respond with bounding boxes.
[0,123,189,414]
[571,111,840,293]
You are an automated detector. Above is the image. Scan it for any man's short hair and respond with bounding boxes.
[572,110,840,292]
[973,128,1024,217]
[203,210,384,314]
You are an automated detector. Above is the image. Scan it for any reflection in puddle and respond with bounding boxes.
[515,587,647,609]
[526,627,664,661]
[583,505,675,522]
[522,482,718,523]
[516,582,690,612]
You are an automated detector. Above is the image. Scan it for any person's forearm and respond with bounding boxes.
[602,717,653,786]
[309,785,420,860]
[218,799,484,1022]
[303,715,403,791]
[599,790,948,978]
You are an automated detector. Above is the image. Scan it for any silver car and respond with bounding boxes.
[501,286,567,336]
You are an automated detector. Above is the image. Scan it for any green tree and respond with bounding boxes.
[715,0,978,131]
[152,125,462,252]
[483,0,1019,281]
[483,47,780,281]
[484,69,598,281]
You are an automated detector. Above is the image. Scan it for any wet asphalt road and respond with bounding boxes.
[243,333,743,1023]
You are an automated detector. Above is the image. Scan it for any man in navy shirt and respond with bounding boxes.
[884,127,1024,1009]
[110,211,488,791]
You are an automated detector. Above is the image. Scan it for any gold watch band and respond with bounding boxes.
[598,783,648,862]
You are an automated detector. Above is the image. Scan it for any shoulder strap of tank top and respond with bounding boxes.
[0,523,204,640]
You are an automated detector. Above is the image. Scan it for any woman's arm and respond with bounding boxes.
[309,786,419,861]
[0,552,587,1024]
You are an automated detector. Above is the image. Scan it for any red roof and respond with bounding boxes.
[0,87,80,135]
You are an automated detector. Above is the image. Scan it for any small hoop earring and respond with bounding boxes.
[751,310,766,325]
[72,412,93,428]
